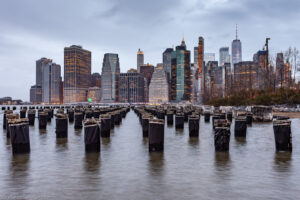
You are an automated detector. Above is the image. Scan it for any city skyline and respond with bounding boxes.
[1,0,300,100]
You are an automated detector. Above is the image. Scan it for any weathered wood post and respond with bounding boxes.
[149,119,164,152]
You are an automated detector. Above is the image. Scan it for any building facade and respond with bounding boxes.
[140,64,154,102]
[36,57,52,88]
[219,47,230,66]
[233,61,258,92]
[276,53,291,88]
[198,37,205,103]
[119,71,145,103]
[224,63,233,97]
[87,87,101,103]
[231,26,242,69]
[30,85,42,104]
[204,53,215,63]
[202,61,218,101]
[43,62,61,104]
[101,53,120,103]
[137,49,144,73]
[232,40,242,69]
[210,66,224,98]
[90,73,101,88]
[149,64,169,104]
[163,48,174,82]
[64,45,91,103]
[171,39,192,102]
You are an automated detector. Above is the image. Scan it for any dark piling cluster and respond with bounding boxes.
[132,105,203,152]
[132,106,165,152]
[1,105,130,154]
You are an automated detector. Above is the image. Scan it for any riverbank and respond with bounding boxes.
[274,112,300,118]
[206,88,300,106]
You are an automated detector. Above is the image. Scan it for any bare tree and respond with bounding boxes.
[285,47,293,62]
[292,47,299,85]
[285,47,294,87]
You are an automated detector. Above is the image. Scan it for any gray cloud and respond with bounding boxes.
[0,0,299,100]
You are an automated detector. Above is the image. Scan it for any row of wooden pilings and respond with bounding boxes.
[132,106,292,152]
[2,106,130,154]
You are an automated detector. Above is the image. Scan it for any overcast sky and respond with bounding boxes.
[0,0,300,101]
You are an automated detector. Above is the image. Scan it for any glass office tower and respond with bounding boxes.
[101,53,120,103]
[64,45,91,103]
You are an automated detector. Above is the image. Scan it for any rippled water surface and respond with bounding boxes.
[0,108,299,200]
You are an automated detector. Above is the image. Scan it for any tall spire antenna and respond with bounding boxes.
[236,24,238,40]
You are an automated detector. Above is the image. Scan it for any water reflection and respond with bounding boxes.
[10,154,30,193]
[101,137,110,145]
[56,138,68,151]
[74,128,82,136]
[273,152,292,172]
[39,129,47,134]
[214,152,231,173]
[110,129,115,135]
[11,154,30,172]
[6,138,11,145]
[188,137,199,147]
[84,153,100,172]
[142,138,148,146]
[235,137,247,145]
[148,152,164,176]
[101,138,111,150]
[175,128,184,134]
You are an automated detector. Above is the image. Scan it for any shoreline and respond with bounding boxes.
[274,112,300,118]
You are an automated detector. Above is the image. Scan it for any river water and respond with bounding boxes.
[0,108,299,200]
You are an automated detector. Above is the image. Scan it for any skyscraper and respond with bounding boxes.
[119,70,145,103]
[101,53,120,103]
[137,48,144,73]
[43,62,61,104]
[163,48,174,81]
[171,39,192,102]
[140,64,154,102]
[149,64,169,104]
[204,53,215,63]
[30,57,52,104]
[232,25,242,69]
[198,37,204,103]
[219,47,230,66]
[64,45,91,103]
[163,48,174,101]
[36,57,52,87]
